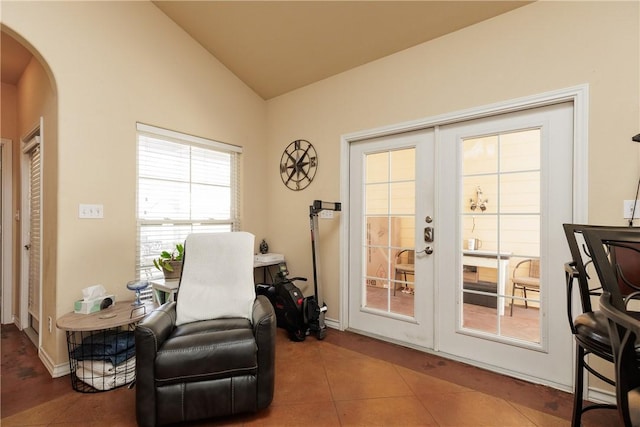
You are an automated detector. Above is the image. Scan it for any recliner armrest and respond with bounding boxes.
[252,295,274,331]
[136,301,177,352]
[252,295,276,409]
[135,301,177,427]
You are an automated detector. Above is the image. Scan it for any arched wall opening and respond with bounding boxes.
[1,25,59,374]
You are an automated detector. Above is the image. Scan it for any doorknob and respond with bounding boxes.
[418,246,434,255]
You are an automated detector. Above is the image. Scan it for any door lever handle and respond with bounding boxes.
[418,246,434,255]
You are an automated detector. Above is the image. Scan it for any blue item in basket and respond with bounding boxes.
[71,330,135,365]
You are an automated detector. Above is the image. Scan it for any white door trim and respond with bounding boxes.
[339,85,589,381]
[1,138,13,324]
[19,120,43,343]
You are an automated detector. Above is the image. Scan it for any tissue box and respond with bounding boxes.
[74,295,115,314]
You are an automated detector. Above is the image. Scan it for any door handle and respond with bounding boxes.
[418,246,434,255]
[424,227,434,243]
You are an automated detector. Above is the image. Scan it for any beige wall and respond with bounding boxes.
[2,0,639,383]
[265,1,639,321]
[2,1,269,367]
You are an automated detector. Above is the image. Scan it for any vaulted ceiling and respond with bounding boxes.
[2,1,531,99]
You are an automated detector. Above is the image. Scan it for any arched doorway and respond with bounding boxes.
[0,29,58,353]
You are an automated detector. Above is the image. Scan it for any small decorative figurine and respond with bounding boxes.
[259,239,269,254]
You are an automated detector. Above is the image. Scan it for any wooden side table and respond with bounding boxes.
[56,301,152,392]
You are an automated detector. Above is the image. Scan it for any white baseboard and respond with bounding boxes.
[39,346,70,378]
[325,317,339,330]
[587,387,615,405]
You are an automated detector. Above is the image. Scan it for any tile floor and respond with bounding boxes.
[1,324,619,426]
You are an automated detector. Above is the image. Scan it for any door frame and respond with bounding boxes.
[339,85,589,380]
[1,138,13,324]
[19,120,43,346]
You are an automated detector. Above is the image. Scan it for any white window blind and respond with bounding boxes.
[136,124,241,280]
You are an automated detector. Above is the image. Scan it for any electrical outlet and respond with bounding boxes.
[79,204,104,219]
[623,200,640,219]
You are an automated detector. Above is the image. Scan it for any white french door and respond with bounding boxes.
[345,98,577,389]
[348,129,435,349]
[436,102,574,388]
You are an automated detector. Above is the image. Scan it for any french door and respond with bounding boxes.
[348,129,434,348]
[436,102,574,388]
[347,100,575,388]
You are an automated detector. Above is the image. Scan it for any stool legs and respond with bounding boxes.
[572,344,586,427]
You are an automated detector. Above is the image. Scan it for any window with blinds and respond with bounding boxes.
[136,123,241,280]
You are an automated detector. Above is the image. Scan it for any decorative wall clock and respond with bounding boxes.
[280,139,317,191]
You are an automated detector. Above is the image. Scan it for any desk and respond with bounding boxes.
[150,255,287,303]
[57,301,152,392]
[462,251,511,316]
[254,253,285,284]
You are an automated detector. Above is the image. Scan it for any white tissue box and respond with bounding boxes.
[74,295,115,314]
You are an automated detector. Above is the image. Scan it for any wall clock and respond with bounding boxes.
[280,139,317,191]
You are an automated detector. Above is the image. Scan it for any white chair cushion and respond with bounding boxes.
[176,232,256,326]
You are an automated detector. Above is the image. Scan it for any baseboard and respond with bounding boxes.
[325,317,339,330]
[39,346,70,378]
[13,316,23,331]
[587,386,615,405]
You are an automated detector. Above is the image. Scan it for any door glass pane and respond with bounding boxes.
[460,129,541,344]
[363,148,415,318]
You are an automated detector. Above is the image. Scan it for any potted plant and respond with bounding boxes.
[153,243,184,280]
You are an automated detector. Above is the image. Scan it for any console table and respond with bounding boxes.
[462,251,512,316]
[57,301,152,392]
[254,253,285,284]
[150,254,287,304]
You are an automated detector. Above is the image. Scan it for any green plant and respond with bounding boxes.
[153,243,184,272]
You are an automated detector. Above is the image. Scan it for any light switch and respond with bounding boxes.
[79,204,104,219]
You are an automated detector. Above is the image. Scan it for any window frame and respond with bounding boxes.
[135,123,242,281]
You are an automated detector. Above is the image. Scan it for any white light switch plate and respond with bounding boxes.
[79,204,104,219]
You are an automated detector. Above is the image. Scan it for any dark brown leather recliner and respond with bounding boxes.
[135,232,276,427]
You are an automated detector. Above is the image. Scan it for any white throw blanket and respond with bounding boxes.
[76,358,136,391]
[176,232,256,325]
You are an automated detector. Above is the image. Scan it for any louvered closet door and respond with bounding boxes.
[27,144,41,322]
